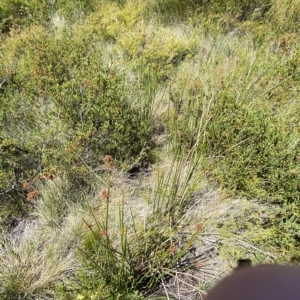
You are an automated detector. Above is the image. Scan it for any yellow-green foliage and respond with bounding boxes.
[119,26,197,78]
[267,0,300,33]
[86,1,197,78]
[86,1,142,41]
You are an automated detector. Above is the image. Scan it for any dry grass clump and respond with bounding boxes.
[0,220,77,299]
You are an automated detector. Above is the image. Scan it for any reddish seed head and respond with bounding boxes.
[42,172,54,180]
[103,155,114,170]
[100,189,109,200]
[196,223,202,231]
[23,181,31,190]
[27,190,40,201]
[169,245,176,254]
[100,229,107,237]
[103,155,113,163]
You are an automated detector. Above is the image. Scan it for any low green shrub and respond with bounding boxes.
[144,0,271,26]
[119,27,197,80]
[203,98,299,202]
[86,1,141,42]
[0,0,102,34]
[0,0,46,33]
[217,197,300,263]
[48,0,100,21]
[143,0,197,22]
[165,33,300,203]
[0,26,156,189]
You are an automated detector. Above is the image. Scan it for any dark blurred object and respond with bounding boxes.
[205,265,300,300]
[235,258,252,271]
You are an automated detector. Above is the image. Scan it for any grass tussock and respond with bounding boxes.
[0,0,300,299]
[0,222,77,299]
